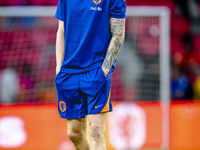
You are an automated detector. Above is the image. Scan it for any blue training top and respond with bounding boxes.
[55,0,126,73]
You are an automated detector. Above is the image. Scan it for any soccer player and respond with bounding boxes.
[55,0,126,149]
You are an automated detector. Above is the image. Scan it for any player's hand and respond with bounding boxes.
[101,66,108,77]
[56,67,61,75]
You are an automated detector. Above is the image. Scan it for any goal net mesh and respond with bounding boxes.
[113,16,161,101]
[0,16,58,103]
[0,8,166,103]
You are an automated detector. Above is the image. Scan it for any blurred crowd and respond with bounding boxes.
[1,0,200,103]
[124,0,200,101]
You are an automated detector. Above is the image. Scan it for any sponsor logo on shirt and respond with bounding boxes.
[90,7,102,11]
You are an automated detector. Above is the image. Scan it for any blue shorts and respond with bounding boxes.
[55,67,113,119]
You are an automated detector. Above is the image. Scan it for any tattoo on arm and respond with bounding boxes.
[102,17,125,75]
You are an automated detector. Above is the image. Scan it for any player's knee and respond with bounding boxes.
[67,130,83,144]
[89,125,104,143]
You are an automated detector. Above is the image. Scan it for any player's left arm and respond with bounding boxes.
[102,17,125,76]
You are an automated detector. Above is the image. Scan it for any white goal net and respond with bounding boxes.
[0,6,170,103]
[0,7,57,103]
[114,7,170,103]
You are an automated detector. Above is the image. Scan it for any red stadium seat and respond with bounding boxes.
[126,0,152,6]
[28,0,58,6]
[28,0,48,6]
[0,0,8,6]
[193,35,200,53]
[171,16,190,36]
[8,0,25,6]
[171,37,185,56]
[50,0,58,5]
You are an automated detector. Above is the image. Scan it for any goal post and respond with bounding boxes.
[127,6,171,149]
[0,6,170,149]
[126,6,170,103]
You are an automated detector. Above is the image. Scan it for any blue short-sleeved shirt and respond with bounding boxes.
[55,0,126,73]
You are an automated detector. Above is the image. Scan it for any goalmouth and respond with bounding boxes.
[0,6,170,150]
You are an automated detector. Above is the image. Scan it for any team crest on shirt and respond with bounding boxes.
[59,101,66,112]
[93,0,101,5]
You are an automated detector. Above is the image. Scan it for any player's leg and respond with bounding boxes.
[56,72,90,150]
[79,67,113,150]
[88,113,107,150]
[67,118,90,150]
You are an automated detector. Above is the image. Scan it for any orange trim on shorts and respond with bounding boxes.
[101,89,111,113]
[58,112,61,117]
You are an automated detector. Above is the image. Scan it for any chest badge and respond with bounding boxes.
[93,0,101,5]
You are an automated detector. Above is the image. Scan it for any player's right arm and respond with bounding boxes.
[56,20,65,75]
